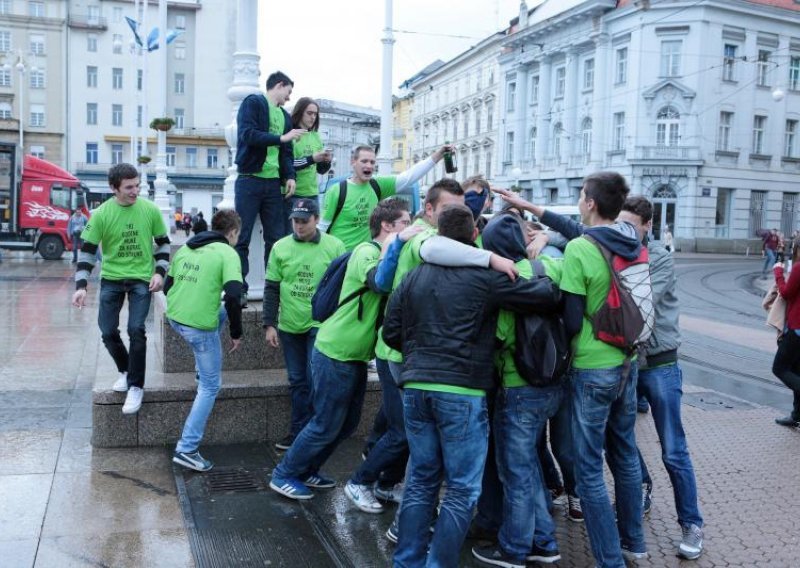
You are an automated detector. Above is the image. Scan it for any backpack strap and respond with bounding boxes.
[326,180,349,234]
[335,241,384,319]
[369,178,382,201]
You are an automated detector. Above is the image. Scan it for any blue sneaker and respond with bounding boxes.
[303,472,336,488]
[173,450,213,472]
[269,474,313,500]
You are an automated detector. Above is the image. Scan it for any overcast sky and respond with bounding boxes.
[257,0,526,109]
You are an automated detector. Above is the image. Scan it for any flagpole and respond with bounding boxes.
[152,0,171,230]
[130,0,139,164]
[139,1,149,198]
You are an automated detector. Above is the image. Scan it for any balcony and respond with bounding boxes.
[68,15,108,30]
[632,145,702,162]
[169,127,226,139]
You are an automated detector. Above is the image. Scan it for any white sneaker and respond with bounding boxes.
[344,481,384,513]
[122,386,144,414]
[112,372,128,392]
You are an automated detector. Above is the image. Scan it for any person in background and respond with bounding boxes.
[174,211,183,233]
[662,224,674,253]
[761,228,779,277]
[68,208,89,263]
[192,211,208,235]
[772,244,800,429]
[182,212,192,237]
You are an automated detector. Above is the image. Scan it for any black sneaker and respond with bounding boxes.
[471,544,524,568]
[526,545,561,564]
[775,414,800,427]
[642,482,653,516]
[274,434,294,451]
[173,450,213,472]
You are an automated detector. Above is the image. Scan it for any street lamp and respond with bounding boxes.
[14,52,26,156]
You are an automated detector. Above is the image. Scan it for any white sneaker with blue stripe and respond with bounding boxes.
[172,450,213,472]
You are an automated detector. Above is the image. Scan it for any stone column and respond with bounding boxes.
[562,47,579,163]
[535,55,552,165]
[220,0,263,297]
[590,34,610,167]
[514,64,529,166]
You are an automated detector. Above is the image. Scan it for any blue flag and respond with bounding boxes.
[125,16,143,47]
[146,27,185,52]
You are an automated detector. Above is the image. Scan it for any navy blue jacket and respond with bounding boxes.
[235,93,296,180]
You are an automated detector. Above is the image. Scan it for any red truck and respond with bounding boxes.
[0,142,90,260]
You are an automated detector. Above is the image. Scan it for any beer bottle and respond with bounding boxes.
[443,141,457,174]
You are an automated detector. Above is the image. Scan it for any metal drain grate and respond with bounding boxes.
[682,391,758,411]
[204,468,261,493]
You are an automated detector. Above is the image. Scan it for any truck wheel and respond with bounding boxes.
[38,235,65,260]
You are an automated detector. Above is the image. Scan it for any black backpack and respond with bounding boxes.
[311,241,381,322]
[326,179,381,233]
[513,261,571,387]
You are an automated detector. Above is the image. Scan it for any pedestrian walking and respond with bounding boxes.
[772,245,800,429]
[71,163,170,415]
[191,211,207,234]
[67,209,88,263]
[761,228,779,276]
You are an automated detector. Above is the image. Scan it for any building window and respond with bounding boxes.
[552,123,562,158]
[29,34,45,55]
[86,103,97,125]
[29,69,45,89]
[137,69,143,91]
[174,73,185,94]
[86,143,98,164]
[615,47,628,84]
[30,145,44,158]
[166,146,176,167]
[463,108,469,138]
[752,115,767,154]
[112,104,123,127]
[87,66,97,88]
[186,147,197,168]
[0,30,11,53]
[757,50,771,87]
[581,118,592,155]
[485,152,492,179]
[111,144,123,164]
[176,14,186,29]
[452,113,458,141]
[87,34,97,52]
[750,190,767,235]
[0,67,10,87]
[529,127,537,160]
[506,81,516,112]
[475,68,482,91]
[112,6,123,23]
[113,34,123,54]
[613,112,625,151]
[656,106,680,147]
[175,42,186,60]
[88,5,100,23]
[474,108,480,135]
[530,75,539,104]
[29,105,44,127]
[505,131,514,162]
[555,67,566,97]
[207,148,218,168]
[175,108,185,129]
[718,111,733,151]
[28,1,45,17]
[661,40,682,77]
[583,58,595,90]
[461,151,469,178]
[790,56,800,91]
[785,119,798,158]
[0,0,10,14]
[486,103,493,131]
[137,105,142,127]
[112,68,123,90]
[0,102,11,118]
[723,44,737,81]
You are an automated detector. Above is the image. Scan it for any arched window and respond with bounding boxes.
[529,127,537,160]
[552,122,563,158]
[656,106,680,146]
[581,118,593,155]
[462,108,470,138]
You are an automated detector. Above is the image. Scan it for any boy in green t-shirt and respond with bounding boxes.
[262,198,345,451]
[71,163,170,415]
[269,199,416,502]
[165,210,244,472]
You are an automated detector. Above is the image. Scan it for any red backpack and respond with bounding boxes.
[583,235,654,354]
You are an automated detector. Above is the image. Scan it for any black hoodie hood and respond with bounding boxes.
[482,213,527,262]
[186,230,229,249]
[584,222,641,261]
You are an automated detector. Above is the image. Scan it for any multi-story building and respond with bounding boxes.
[497,0,800,247]
[0,0,68,164]
[392,91,414,174]
[66,0,234,215]
[408,37,504,189]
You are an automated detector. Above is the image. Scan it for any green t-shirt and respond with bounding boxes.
[254,97,284,179]
[374,219,437,362]
[322,177,398,251]
[166,241,242,330]
[314,240,384,362]
[291,131,323,197]
[80,198,167,282]
[559,237,627,369]
[265,232,346,334]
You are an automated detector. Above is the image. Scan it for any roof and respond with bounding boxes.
[23,155,79,184]
[616,0,800,10]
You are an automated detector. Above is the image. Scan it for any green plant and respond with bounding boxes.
[149,117,175,131]
[136,155,152,164]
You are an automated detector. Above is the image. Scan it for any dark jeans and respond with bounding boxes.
[234,175,287,292]
[474,388,502,533]
[351,358,408,485]
[547,383,576,496]
[272,348,367,480]
[278,328,317,437]
[71,232,83,262]
[98,279,151,388]
[772,330,800,419]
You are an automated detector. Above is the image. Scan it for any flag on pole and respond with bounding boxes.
[125,16,143,47]
[146,27,185,52]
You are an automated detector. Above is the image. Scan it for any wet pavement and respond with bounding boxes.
[1,251,799,567]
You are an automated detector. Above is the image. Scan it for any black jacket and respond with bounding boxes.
[382,262,561,390]
[235,93,296,179]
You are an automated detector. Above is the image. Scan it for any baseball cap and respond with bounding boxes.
[289,198,319,220]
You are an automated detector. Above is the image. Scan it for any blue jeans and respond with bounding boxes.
[571,365,645,568]
[637,363,703,528]
[495,386,563,560]
[352,358,408,485]
[169,310,226,453]
[547,382,576,496]
[394,389,489,568]
[273,348,367,480]
[71,232,83,262]
[278,328,317,438]
[234,175,287,291]
[98,279,151,388]
[763,248,777,274]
